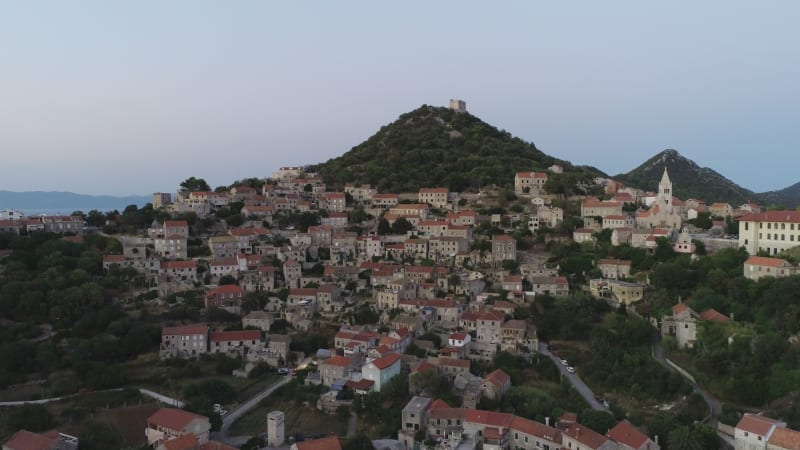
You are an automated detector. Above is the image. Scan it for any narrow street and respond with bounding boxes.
[650,331,721,419]
[537,342,609,412]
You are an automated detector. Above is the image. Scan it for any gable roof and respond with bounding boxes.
[606,420,649,448]
[740,211,800,223]
[768,427,800,450]
[370,353,401,370]
[3,429,58,450]
[147,407,207,431]
[483,369,511,388]
[736,413,783,436]
[294,436,342,450]
[563,425,611,449]
[745,256,793,268]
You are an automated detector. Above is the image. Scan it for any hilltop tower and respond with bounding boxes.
[449,99,467,113]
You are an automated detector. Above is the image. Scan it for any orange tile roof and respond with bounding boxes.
[3,430,59,450]
[564,425,610,449]
[465,409,514,428]
[672,303,691,315]
[147,407,207,431]
[510,417,561,442]
[739,210,800,223]
[370,353,401,370]
[699,309,730,324]
[606,420,649,448]
[295,436,342,450]
[736,413,783,436]
[483,369,511,388]
[768,427,800,450]
[164,434,200,450]
[323,355,353,367]
[745,256,792,268]
[209,330,260,342]
[429,399,450,409]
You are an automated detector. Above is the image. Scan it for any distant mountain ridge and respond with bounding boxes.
[313,105,603,193]
[615,149,757,205]
[0,190,150,213]
[615,150,800,208]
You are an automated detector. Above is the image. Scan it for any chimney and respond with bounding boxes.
[655,435,659,445]
[545,417,550,427]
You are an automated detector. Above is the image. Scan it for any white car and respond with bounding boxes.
[560,359,568,366]
[566,366,576,374]
[277,368,290,375]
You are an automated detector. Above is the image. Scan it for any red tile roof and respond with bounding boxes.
[210,330,261,342]
[163,434,200,450]
[672,303,691,315]
[2,430,58,450]
[768,427,800,450]
[736,413,783,436]
[165,220,189,228]
[370,353,401,370]
[745,256,792,268]
[429,399,450,410]
[510,417,561,442]
[564,425,611,449]
[207,285,245,296]
[147,407,207,431]
[323,355,353,367]
[739,210,800,223]
[699,309,730,324]
[483,369,511,389]
[465,409,514,428]
[606,420,649,449]
[294,436,342,450]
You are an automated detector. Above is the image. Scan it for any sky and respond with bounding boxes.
[1,1,798,196]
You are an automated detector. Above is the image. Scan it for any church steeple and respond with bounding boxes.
[658,167,672,210]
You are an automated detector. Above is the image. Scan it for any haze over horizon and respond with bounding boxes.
[2,2,798,196]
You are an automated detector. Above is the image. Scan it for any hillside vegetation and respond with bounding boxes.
[615,149,756,205]
[314,105,601,192]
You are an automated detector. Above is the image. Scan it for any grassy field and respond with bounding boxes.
[229,397,347,438]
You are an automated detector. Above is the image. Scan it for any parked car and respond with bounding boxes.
[277,368,290,375]
[566,366,576,374]
[560,359,569,366]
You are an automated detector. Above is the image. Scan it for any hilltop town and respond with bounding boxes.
[2,106,800,450]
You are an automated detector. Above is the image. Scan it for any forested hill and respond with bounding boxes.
[313,105,602,192]
[614,149,756,205]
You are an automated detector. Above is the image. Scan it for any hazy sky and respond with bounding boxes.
[2,2,798,196]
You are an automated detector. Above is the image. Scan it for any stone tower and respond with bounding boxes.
[267,410,285,447]
[449,99,466,113]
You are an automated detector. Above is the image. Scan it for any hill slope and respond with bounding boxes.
[757,182,800,209]
[615,149,756,205]
[314,105,601,192]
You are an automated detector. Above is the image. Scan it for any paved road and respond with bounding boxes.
[650,331,721,419]
[139,388,185,408]
[537,342,609,412]
[217,375,293,440]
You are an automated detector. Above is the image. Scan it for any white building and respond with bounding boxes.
[361,353,401,392]
[738,210,800,256]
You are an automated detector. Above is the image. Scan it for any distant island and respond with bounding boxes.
[0,190,151,215]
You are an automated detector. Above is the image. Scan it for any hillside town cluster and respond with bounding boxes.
[4,154,800,450]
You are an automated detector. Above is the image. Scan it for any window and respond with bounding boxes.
[768,223,772,229]
[745,222,749,230]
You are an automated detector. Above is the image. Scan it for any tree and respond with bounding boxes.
[344,434,374,450]
[179,177,211,193]
[7,404,54,432]
[667,426,704,450]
